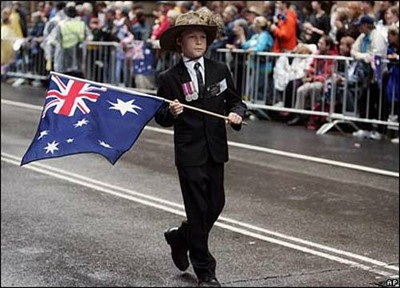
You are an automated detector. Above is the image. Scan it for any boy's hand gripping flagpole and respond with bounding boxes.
[50,72,247,125]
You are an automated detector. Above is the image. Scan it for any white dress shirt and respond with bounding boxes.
[183,56,205,94]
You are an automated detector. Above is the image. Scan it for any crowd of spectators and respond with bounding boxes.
[1,1,399,142]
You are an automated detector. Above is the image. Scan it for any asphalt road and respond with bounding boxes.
[1,83,399,287]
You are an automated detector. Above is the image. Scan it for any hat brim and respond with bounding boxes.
[160,25,218,52]
[354,18,374,26]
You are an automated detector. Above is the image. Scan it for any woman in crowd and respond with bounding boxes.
[239,16,274,104]
[376,5,400,40]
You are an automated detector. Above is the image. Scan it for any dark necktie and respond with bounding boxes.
[194,62,204,97]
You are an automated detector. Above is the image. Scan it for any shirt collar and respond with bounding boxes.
[183,56,205,70]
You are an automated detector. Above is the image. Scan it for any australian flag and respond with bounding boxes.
[373,55,382,87]
[21,73,164,166]
[132,40,154,75]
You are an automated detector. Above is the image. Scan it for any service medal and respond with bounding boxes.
[182,81,196,102]
[191,92,199,101]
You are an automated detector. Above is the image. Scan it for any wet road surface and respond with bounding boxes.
[1,83,398,287]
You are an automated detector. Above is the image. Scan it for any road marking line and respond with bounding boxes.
[2,153,398,277]
[2,99,398,178]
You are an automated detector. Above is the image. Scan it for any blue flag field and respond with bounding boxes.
[21,72,164,166]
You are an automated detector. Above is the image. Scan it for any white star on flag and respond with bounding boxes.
[98,140,112,149]
[108,98,142,116]
[38,130,49,140]
[66,138,74,143]
[44,141,59,154]
[74,118,89,128]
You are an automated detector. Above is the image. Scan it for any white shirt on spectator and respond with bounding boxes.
[351,28,387,63]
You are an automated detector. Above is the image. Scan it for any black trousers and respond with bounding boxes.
[176,158,225,279]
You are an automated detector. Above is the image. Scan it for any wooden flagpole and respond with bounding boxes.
[164,99,247,125]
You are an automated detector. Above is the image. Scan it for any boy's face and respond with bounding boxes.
[178,29,207,59]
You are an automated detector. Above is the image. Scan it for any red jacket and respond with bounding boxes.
[152,14,171,40]
[272,10,298,53]
[307,49,338,82]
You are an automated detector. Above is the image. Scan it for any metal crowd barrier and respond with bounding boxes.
[83,41,167,92]
[2,36,47,81]
[2,39,398,135]
[213,48,399,135]
[82,41,118,85]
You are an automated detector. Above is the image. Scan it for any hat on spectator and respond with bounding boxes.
[247,6,263,16]
[354,15,374,25]
[160,9,221,52]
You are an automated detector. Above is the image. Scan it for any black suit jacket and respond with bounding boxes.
[155,58,247,167]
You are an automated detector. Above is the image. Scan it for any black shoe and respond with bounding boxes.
[198,276,221,287]
[287,115,302,126]
[164,227,189,271]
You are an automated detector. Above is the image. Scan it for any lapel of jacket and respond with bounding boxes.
[174,60,193,100]
[204,58,217,87]
[177,59,191,85]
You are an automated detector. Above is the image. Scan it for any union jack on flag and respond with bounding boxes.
[21,73,164,166]
[43,75,107,117]
[132,40,145,60]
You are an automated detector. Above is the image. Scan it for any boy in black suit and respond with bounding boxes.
[155,8,247,287]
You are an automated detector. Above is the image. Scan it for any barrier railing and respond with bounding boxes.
[2,36,47,81]
[82,41,118,85]
[213,48,399,134]
[2,39,398,135]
